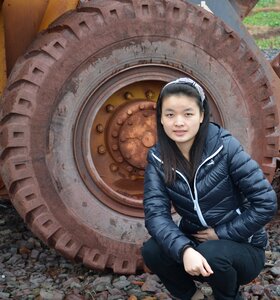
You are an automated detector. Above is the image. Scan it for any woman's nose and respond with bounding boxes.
[174,117,184,126]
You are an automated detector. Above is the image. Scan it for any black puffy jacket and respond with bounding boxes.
[144,123,277,263]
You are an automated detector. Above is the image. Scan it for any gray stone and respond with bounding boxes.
[0,292,10,299]
[6,254,21,265]
[201,285,213,296]
[91,275,113,291]
[141,277,159,292]
[62,277,81,288]
[112,278,131,290]
[108,295,125,300]
[251,284,264,295]
[271,266,280,276]
[39,289,64,300]
[30,249,40,260]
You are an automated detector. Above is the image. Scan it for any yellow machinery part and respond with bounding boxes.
[1,0,78,92]
[39,0,79,31]
[2,0,49,75]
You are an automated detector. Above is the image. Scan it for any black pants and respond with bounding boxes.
[142,238,265,300]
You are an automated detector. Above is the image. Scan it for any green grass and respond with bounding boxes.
[243,11,280,27]
[255,0,276,8]
[243,1,280,49]
[255,36,280,49]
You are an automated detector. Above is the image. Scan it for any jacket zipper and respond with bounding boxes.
[152,145,224,227]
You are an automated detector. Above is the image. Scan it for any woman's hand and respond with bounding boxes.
[192,228,219,242]
[183,247,213,277]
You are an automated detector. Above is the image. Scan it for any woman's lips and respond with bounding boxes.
[173,130,187,136]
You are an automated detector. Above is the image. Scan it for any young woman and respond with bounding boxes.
[142,77,277,300]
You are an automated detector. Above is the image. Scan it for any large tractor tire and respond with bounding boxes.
[0,0,279,274]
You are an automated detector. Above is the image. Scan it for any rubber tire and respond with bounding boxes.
[0,0,279,273]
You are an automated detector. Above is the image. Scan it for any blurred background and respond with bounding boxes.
[244,0,280,49]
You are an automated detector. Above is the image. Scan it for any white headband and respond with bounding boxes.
[162,77,205,102]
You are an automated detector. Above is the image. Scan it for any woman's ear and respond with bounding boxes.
[200,111,204,123]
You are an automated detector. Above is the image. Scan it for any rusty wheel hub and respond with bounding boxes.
[75,81,162,217]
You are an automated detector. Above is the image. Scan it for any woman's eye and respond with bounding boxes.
[166,113,173,117]
[185,113,193,117]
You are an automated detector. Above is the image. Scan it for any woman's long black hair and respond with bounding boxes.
[156,81,210,185]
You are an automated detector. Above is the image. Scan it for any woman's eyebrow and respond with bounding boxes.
[163,107,194,112]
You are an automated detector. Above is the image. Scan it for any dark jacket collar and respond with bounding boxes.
[151,122,227,162]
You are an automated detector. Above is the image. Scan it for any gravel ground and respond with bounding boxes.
[0,201,279,300]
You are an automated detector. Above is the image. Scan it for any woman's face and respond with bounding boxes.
[161,94,204,152]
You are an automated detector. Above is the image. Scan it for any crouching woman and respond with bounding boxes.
[142,78,277,300]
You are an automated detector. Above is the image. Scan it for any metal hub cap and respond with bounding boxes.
[75,81,162,217]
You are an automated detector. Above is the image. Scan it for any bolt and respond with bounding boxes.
[98,145,106,154]
[110,164,119,172]
[130,175,137,181]
[112,131,118,138]
[126,166,133,172]
[138,170,145,176]
[96,124,104,133]
[127,109,132,116]
[145,90,155,100]
[139,104,145,110]
[125,154,131,159]
[143,111,149,117]
[117,118,123,125]
[153,103,156,109]
[124,92,133,100]
[128,120,133,126]
[117,156,124,163]
[112,144,118,151]
[106,104,114,113]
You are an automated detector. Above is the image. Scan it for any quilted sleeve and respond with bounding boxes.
[144,161,195,263]
[215,136,277,242]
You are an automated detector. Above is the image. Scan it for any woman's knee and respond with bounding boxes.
[141,238,162,267]
[196,240,231,269]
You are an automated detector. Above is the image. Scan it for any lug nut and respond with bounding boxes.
[130,175,137,181]
[96,124,104,133]
[139,104,145,110]
[117,118,123,125]
[126,166,133,172]
[106,104,114,113]
[138,170,145,176]
[110,164,119,172]
[124,92,133,100]
[98,145,106,154]
[112,131,118,138]
[145,90,155,100]
[112,144,118,151]
[117,156,124,163]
